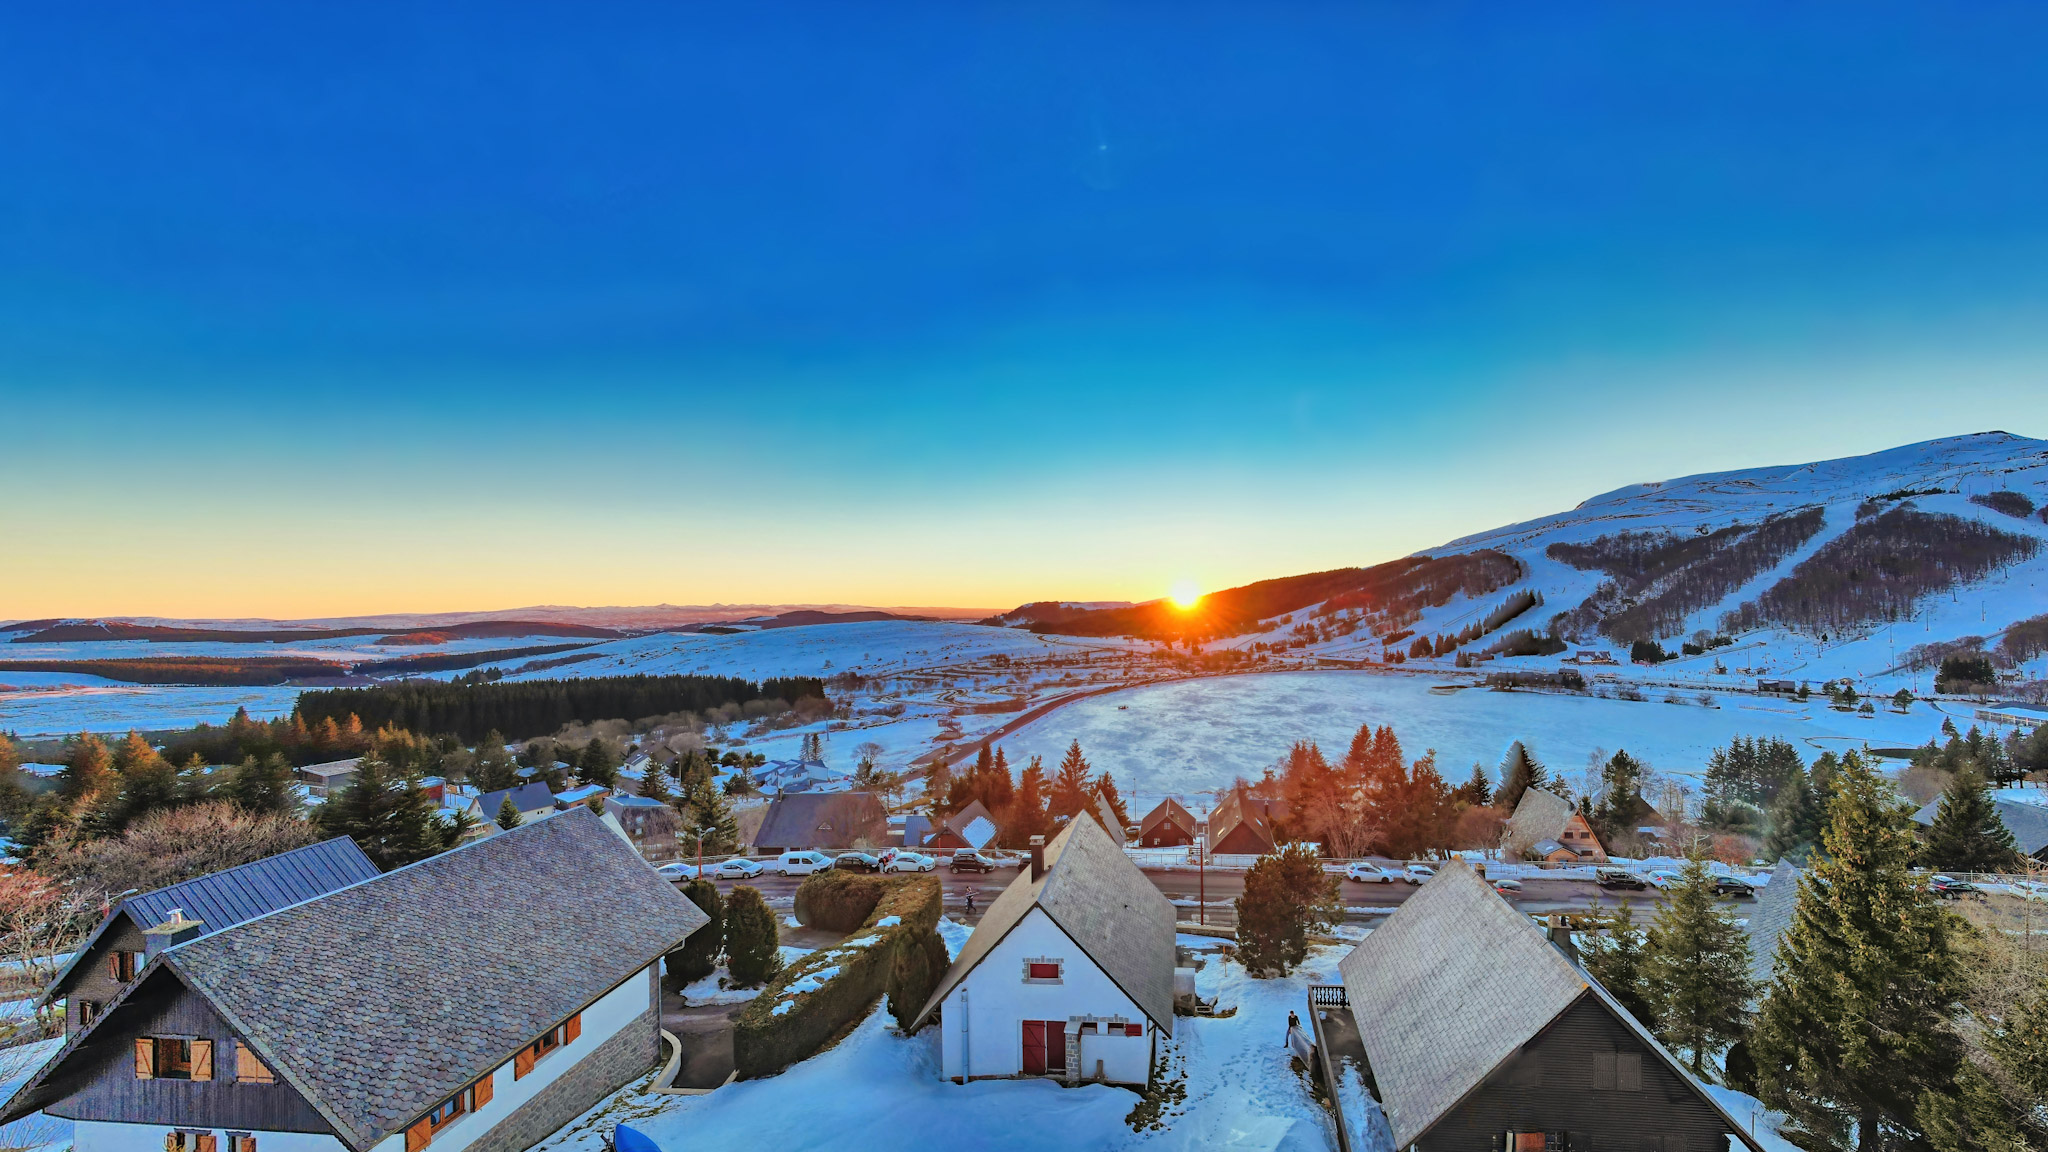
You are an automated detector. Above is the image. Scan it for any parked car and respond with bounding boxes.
[654,861,699,881]
[2011,880,2048,903]
[1403,864,1436,885]
[885,851,937,873]
[1344,862,1398,884]
[834,851,882,873]
[1712,876,1756,898]
[1646,869,1684,889]
[1596,868,1649,891]
[1492,878,1523,894]
[1929,875,1981,900]
[950,849,998,873]
[774,850,835,876]
[709,857,765,879]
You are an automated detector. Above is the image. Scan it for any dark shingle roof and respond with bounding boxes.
[474,781,559,816]
[912,816,1175,1035]
[165,808,704,1150]
[44,837,380,1003]
[753,792,887,851]
[1910,794,2048,856]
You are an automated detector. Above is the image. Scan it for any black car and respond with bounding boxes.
[834,852,882,873]
[950,849,997,873]
[1595,869,1648,891]
[1929,875,1980,899]
[1712,876,1756,898]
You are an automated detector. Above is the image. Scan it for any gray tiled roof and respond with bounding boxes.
[165,807,705,1150]
[754,791,887,851]
[1910,795,2048,857]
[1088,791,1128,846]
[1748,860,1802,986]
[912,816,1175,1035]
[474,781,558,816]
[1501,787,1571,856]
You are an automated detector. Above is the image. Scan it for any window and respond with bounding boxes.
[228,1135,256,1152]
[134,1037,213,1081]
[73,999,100,1027]
[234,1043,275,1085]
[1022,958,1062,983]
[165,1133,216,1152]
[512,1013,582,1079]
[111,951,141,982]
[1125,1023,1144,1037]
[405,1076,493,1152]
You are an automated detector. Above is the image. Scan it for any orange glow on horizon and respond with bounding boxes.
[1169,580,1202,610]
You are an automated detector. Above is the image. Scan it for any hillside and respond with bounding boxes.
[1014,432,2048,694]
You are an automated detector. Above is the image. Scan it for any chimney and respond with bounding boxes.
[1030,835,1045,881]
[1545,914,1579,966]
[143,909,205,963]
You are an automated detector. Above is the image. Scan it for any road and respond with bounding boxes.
[694,866,1739,929]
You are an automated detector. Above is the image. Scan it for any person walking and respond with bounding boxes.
[1285,1010,1300,1048]
[964,890,977,916]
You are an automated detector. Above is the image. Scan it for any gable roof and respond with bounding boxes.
[1087,791,1128,845]
[933,800,998,848]
[901,813,932,848]
[1501,787,1576,856]
[1138,798,1196,839]
[754,791,887,851]
[1909,794,2048,856]
[44,837,381,1003]
[912,816,1175,1035]
[4,807,707,1151]
[1747,860,1802,987]
[1337,861,1760,1150]
[1206,788,1274,852]
[474,781,558,816]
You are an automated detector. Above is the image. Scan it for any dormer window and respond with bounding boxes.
[134,1037,213,1081]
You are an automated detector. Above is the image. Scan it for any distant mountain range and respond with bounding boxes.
[0,603,999,640]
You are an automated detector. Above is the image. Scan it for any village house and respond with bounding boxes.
[1204,787,1277,856]
[603,794,679,858]
[2,807,708,1152]
[41,838,381,1037]
[912,818,1174,1088]
[924,800,999,852]
[1334,861,1763,1152]
[1910,792,2048,862]
[292,759,361,798]
[752,792,888,854]
[465,782,558,827]
[1501,788,1607,862]
[1135,798,1196,848]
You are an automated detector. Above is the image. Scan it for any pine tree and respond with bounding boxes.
[638,759,672,802]
[1762,767,1821,863]
[680,778,738,855]
[1093,770,1131,829]
[922,757,954,814]
[1643,852,1757,1076]
[0,735,26,821]
[1048,741,1092,819]
[1921,765,2020,873]
[1280,740,1342,850]
[1750,752,1966,1152]
[1495,741,1546,812]
[578,739,619,788]
[222,753,299,816]
[1233,844,1341,977]
[1914,982,2048,1150]
[1003,755,1051,848]
[496,794,524,830]
[723,885,781,986]
[60,732,112,802]
[1453,763,1492,807]
[1592,750,1650,841]
[1581,898,1655,1025]
[665,878,724,985]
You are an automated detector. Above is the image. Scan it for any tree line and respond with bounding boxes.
[296,673,826,743]
[923,740,1130,849]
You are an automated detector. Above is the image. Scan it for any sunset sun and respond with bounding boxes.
[1169,580,1202,610]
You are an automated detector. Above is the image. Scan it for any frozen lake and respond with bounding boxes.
[995,671,1957,807]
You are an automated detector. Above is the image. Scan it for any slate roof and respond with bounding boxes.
[1336,861,1761,1150]
[912,816,1175,1035]
[1747,860,1802,986]
[901,813,932,848]
[44,837,381,1003]
[1138,798,1196,840]
[1502,787,1577,857]
[754,791,887,851]
[473,781,558,816]
[1909,795,2048,857]
[1087,791,1128,845]
[5,807,707,1150]
[1206,788,1275,853]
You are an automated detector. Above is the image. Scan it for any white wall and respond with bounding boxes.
[75,1121,347,1152]
[938,908,1152,1085]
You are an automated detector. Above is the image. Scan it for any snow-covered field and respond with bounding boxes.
[0,684,302,736]
[996,671,1956,809]
[0,633,592,663]
[536,928,1362,1152]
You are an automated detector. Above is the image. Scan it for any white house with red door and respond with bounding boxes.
[911,816,1175,1088]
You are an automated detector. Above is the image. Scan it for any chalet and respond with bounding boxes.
[1757,679,1799,695]
[1205,788,1277,856]
[1501,788,1607,862]
[912,818,1174,1087]
[293,759,361,797]
[1,808,707,1152]
[1910,793,2048,861]
[753,792,888,853]
[603,794,679,856]
[1136,799,1196,848]
[1335,861,1764,1152]
[42,838,380,1038]
[899,814,933,850]
[926,800,1000,852]
[466,783,558,827]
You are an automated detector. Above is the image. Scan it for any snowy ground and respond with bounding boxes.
[0,683,303,736]
[535,925,1362,1152]
[0,632,590,663]
[996,671,1956,812]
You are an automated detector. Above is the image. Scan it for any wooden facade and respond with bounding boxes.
[44,969,332,1134]
[1419,994,1738,1152]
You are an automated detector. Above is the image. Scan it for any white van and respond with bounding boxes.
[775,850,834,876]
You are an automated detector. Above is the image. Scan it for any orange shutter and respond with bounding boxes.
[473,1072,494,1107]
[236,1042,276,1084]
[564,1014,581,1044]
[405,1119,430,1152]
[190,1040,214,1081]
[513,1048,536,1079]
[110,953,122,980]
[134,1038,154,1079]
[196,1135,217,1152]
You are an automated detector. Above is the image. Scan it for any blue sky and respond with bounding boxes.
[6,3,2048,617]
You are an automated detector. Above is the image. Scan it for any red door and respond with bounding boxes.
[1022,1021,1046,1075]
[1045,1023,1067,1072]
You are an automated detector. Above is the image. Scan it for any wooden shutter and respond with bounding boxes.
[564,1014,581,1044]
[513,1047,536,1079]
[236,1043,275,1084]
[473,1071,494,1107]
[190,1040,213,1081]
[405,1119,430,1152]
[195,1135,217,1152]
[110,953,123,980]
[1591,1052,1616,1089]
[1616,1052,1642,1091]
[134,1038,155,1079]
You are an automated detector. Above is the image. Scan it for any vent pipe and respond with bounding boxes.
[1030,835,1045,881]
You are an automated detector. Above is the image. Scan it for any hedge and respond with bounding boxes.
[733,873,944,1078]
[792,869,887,933]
